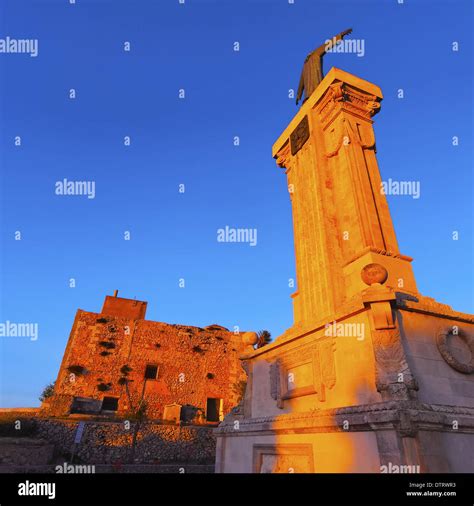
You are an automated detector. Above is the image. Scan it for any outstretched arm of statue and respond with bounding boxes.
[321,28,353,54]
[339,28,353,38]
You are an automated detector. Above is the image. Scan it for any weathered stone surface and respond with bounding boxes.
[0,437,54,466]
[163,404,182,423]
[216,67,474,474]
[30,418,216,465]
[43,295,248,421]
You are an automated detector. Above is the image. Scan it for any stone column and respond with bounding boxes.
[273,68,418,325]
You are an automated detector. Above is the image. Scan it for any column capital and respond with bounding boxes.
[272,67,383,159]
[316,80,382,130]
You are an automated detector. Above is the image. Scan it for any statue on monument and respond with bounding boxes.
[296,28,353,105]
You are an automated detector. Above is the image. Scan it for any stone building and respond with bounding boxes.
[43,292,253,423]
[215,68,474,473]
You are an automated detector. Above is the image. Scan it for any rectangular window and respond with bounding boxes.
[101,397,119,412]
[71,397,102,414]
[145,364,159,380]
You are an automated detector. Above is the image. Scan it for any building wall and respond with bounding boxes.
[399,310,474,407]
[45,298,248,421]
[216,305,474,473]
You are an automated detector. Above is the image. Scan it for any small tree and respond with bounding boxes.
[39,382,55,402]
[256,330,272,348]
[119,367,148,463]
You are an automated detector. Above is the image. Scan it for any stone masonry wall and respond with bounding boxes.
[0,438,54,466]
[34,419,216,465]
[46,304,248,420]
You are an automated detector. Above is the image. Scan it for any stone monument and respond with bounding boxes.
[215,66,474,473]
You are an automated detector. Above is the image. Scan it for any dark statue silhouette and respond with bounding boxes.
[296,28,353,105]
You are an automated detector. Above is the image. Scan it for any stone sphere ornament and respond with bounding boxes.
[361,263,388,286]
[242,332,258,346]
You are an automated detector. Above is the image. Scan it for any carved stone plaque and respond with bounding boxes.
[290,115,310,155]
[253,444,314,473]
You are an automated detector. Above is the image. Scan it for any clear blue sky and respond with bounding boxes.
[0,0,472,407]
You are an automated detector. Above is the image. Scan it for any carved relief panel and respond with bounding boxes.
[269,337,337,408]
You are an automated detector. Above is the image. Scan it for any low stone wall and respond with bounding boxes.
[0,412,38,438]
[0,408,40,415]
[34,419,216,465]
[0,437,54,466]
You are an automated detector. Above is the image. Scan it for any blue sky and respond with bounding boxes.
[0,0,472,407]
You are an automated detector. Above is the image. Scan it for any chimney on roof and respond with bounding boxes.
[102,293,147,319]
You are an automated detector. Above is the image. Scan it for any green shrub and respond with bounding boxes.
[39,381,55,402]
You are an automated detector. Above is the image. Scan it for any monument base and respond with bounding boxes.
[216,67,474,474]
[215,296,474,473]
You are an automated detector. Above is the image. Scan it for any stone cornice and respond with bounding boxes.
[272,67,383,158]
[215,401,474,436]
[396,295,474,324]
[241,297,367,360]
[242,292,473,362]
[343,246,413,266]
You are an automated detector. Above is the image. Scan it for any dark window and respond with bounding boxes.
[102,397,119,411]
[145,364,158,380]
[71,397,102,414]
[206,398,222,422]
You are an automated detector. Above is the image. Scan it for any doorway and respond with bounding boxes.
[206,397,223,422]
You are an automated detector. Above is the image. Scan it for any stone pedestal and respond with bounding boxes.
[273,67,417,325]
[215,68,474,474]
